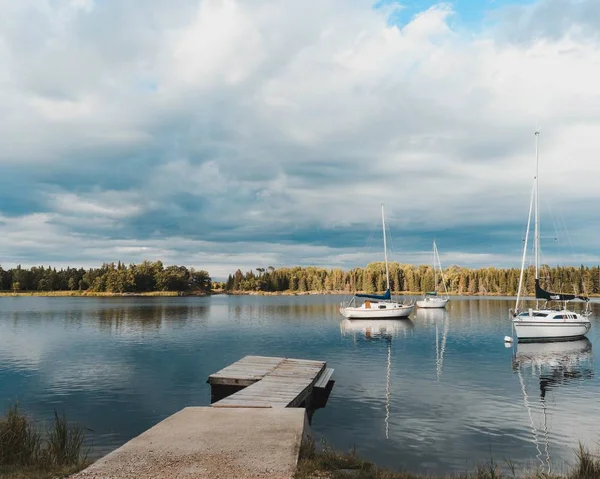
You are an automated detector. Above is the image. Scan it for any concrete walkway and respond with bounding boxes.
[71,407,309,479]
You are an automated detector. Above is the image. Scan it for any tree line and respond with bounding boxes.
[2,260,599,296]
[0,261,211,293]
[223,262,600,296]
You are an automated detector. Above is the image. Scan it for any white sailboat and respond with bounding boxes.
[511,131,591,342]
[339,204,414,319]
[416,240,449,309]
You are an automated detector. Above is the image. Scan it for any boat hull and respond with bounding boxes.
[513,320,591,342]
[339,305,414,319]
[416,298,449,309]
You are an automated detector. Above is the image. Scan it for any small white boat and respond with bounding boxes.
[511,131,591,342]
[339,300,414,319]
[513,309,591,342]
[339,204,414,319]
[416,240,449,309]
[416,295,448,309]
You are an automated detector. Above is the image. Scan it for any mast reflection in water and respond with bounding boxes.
[512,339,594,474]
[340,319,414,439]
[415,309,450,381]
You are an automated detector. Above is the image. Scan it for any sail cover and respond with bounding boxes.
[535,279,589,302]
[356,289,391,301]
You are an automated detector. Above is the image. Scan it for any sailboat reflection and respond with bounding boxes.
[416,309,450,380]
[340,319,414,439]
[512,339,594,474]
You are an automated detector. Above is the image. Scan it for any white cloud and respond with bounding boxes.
[50,191,146,219]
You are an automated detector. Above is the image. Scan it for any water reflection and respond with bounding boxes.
[94,303,209,335]
[415,308,448,323]
[340,319,414,439]
[3,296,600,474]
[416,309,450,380]
[227,299,338,325]
[512,339,594,474]
[6,300,210,334]
[340,319,414,341]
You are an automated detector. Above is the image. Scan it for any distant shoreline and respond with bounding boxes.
[0,291,208,298]
[221,290,525,297]
[1,290,597,299]
[213,290,600,298]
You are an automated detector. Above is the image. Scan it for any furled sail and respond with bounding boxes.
[535,279,589,302]
[356,289,391,301]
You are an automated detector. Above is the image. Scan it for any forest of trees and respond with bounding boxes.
[2,260,599,297]
[223,262,600,297]
[0,261,211,294]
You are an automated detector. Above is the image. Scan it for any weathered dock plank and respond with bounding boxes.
[314,367,335,388]
[212,357,326,408]
[208,355,285,387]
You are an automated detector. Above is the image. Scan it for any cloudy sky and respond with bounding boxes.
[1,0,599,279]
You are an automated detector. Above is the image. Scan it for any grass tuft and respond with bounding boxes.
[44,411,87,467]
[570,443,600,479]
[0,403,41,466]
[0,403,89,478]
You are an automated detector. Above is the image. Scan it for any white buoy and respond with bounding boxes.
[504,336,513,343]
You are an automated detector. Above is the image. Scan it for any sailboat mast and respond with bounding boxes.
[381,204,391,291]
[433,241,437,292]
[534,131,540,308]
[534,131,540,281]
[516,180,535,312]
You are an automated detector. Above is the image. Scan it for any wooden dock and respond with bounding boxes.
[71,356,334,478]
[208,355,334,409]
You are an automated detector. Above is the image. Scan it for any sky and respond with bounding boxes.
[1,0,600,280]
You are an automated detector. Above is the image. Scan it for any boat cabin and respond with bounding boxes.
[518,310,581,320]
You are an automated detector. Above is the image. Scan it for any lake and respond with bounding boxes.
[1,295,599,475]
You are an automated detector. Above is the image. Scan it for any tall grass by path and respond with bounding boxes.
[0,403,89,478]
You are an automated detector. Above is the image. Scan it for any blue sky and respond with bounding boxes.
[1,0,600,279]
[375,0,536,27]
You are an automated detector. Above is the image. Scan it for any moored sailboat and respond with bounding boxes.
[339,204,414,319]
[510,131,591,342]
[416,240,449,309]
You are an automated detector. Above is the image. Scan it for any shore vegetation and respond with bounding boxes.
[0,403,89,479]
[0,261,210,295]
[295,440,600,479]
[1,261,599,298]
[223,263,600,297]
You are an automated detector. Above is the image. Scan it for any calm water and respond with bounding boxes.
[1,295,599,475]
